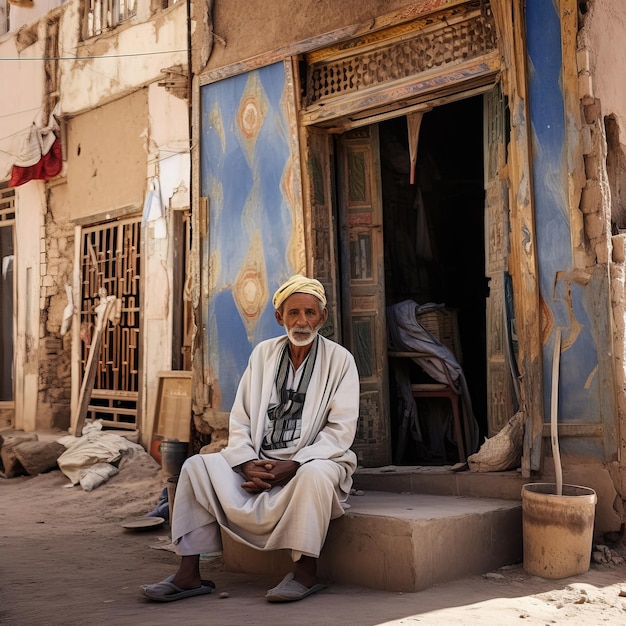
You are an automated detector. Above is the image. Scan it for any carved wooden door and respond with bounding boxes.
[337,126,391,466]
[484,85,517,436]
[302,126,341,341]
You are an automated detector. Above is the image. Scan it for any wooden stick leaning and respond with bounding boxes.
[71,296,117,437]
[550,327,563,496]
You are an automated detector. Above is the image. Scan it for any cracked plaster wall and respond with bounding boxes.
[577,0,626,504]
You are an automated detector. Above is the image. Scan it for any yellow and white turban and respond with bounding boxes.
[272,274,327,310]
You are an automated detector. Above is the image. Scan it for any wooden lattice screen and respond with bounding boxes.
[80,217,141,429]
[303,1,496,108]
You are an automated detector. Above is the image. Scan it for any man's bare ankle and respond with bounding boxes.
[171,573,202,590]
[293,557,318,588]
[292,571,318,588]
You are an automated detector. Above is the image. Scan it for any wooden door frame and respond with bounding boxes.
[296,27,541,476]
[491,0,543,476]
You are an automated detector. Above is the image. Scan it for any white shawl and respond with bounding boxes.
[220,334,360,496]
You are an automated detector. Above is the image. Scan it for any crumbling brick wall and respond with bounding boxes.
[37,208,74,430]
[577,97,611,262]
[577,97,626,498]
[570,0,626,527]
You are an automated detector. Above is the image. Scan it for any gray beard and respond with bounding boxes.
[286,328,318,347]
[286,324,322,347]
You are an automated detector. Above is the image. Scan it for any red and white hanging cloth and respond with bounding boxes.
[8,104,62,187]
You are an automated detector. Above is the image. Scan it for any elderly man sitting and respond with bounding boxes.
[141,275,360,603]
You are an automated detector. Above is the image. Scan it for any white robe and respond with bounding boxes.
[172,334,360,560]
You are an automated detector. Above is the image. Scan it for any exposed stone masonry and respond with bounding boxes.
[37,209,74,430]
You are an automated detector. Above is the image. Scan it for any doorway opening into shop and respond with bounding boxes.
[334,95,489,466]
[380,96,487,465]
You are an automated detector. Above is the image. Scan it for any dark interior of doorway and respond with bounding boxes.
[380,95,487,465]
[0,222,14,402]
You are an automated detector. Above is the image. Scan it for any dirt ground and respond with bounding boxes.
[2,445,626,625]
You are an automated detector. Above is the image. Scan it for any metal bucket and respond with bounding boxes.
[522,483,597,579]
[159,440,189,478]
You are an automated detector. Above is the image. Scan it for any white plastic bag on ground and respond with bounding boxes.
[57,429,144,485]
[79,462,119,492]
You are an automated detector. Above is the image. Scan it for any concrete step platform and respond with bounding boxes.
[222,491,522,592]
[353,465,527,500]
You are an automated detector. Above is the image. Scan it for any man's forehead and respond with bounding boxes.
[282,292,322,307]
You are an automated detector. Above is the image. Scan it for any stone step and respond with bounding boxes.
[353,465,527,501]
[222,491,522,592]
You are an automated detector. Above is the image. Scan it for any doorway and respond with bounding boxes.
[334,96,488,466]
[379,97,487,464]
[0,185,14,406]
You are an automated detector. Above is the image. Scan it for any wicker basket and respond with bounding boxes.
[416,308,463,364]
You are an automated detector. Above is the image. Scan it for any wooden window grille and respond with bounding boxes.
[0,183,15,223]
[80,217,141,429]
[82,0,137,40]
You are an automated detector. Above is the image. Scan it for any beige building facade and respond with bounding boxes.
[0,0,191,442]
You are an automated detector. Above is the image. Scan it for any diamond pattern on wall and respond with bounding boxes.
[235,73,268,165]
[232,230,268,341]
[201,61,300,408]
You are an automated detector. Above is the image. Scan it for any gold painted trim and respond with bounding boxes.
[300,53,500,128]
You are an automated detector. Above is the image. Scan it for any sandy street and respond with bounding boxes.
[1,448,626,625]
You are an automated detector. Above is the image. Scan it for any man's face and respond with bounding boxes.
[275,293,328,347]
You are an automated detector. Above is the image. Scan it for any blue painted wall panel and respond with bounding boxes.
[526,2,605,446]
[200,62,297,409]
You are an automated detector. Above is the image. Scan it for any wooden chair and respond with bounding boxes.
[410,382,465,462]
[414,307,465,462]
[389,351,466,463]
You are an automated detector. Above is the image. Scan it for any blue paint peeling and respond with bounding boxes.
[526,1,571,282]
[200,62,296,409]
[526,2,607,456]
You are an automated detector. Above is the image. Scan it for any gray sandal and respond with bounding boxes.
[140,576,215,602]
[265,572,326,603]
